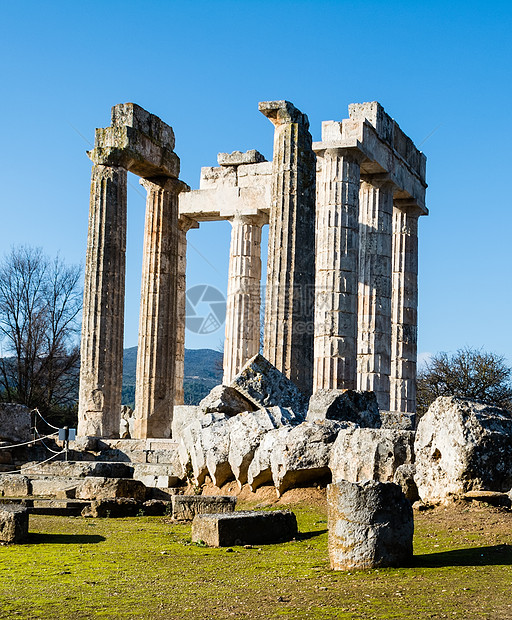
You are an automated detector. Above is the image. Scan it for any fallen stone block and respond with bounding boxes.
[191,510,298,547]
[82,498,142,518]
[271,421,350,496]
[329,428,415,484]
[75,477,146,502]
[0,504,29,543]
[393,464,419,503]
[142,499,172,516]
[228,407,296,487]
[327,480,413,570]
[462,490,511,508]
[380,411,416,430]
[247,429,279,491]
[171,405,202,441]
[199,385,255,416]
[177,413,233,487]
[415,396,512,502]
[172,495,237,521]
[0,475,30,498]
[230,354,308,418]
[0,404,31,443]
[307,390,381,428]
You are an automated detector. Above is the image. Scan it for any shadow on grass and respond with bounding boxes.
[297,529,328,541]
[27,533,105,545]
[414,545,512,568]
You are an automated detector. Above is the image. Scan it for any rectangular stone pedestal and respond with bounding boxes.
[191,510,298,547]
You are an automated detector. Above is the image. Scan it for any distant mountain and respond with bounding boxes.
[122,347,223,407]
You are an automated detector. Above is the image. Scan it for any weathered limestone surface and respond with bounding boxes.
[230,354,308,417]
[379,410,416,430]
[134,177,186,439]
[415,396,512,502]
[79,103,184,439]
[228,407,297,486]
[0,505,29,543]
[393,463,419,502]
[0,475,31,497]
[90,103,179,179]
[0,404,31,442]
[175,216,198,405]
[313,145,363,391]
[78,164,127,438]
[307,390,381,427]
[177,413,232,486]
[217,150,266,166]
[191,510,298,547]
[270,421,350,496]
[357,176,394,411]
[260,100,316,395]
[247,428,278,491]
[223,213,265,384]
[171,495,236,521]
[327,480,413,570]
[390,202,420,413]
[171,405,202,440]
[329,428,415,484]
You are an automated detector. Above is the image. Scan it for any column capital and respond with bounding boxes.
[140,176,190,194]
[314,144,366,165]
[393,199,424,217]
[258,100,309,127]
[178,214,199,233]
[360,173,396,190]
[229,210,269,227]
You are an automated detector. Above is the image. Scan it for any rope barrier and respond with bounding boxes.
[31,408,60,431]
[0,432,58,450]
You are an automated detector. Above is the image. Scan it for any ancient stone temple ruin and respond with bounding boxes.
[77,100,427,439]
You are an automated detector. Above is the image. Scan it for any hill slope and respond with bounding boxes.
[122,347,223,407]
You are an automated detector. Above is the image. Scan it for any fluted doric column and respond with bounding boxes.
[78,164,127,437]
[223,212,266,385]
[174,215,199,405]
[133,176,185,438]
[357,175,394,410]
[390,201,421,413]
[313,147,364,392]
[259,100,316,395]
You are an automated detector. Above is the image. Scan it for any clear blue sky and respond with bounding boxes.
[1,0,511,364]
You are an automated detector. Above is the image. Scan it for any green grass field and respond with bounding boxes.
[1,500,511,619]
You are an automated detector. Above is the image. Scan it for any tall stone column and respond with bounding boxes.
[133,176,184,439]
[78,164,127,437]
[259,100,316,395]
[390,201,421,413]
[357,175,394,410]
[313,147,364,392]
[223,213,266,385]
[175,215,198,405]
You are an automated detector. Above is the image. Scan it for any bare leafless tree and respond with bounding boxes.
[0,246,82,418]
[417,347,512,418]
